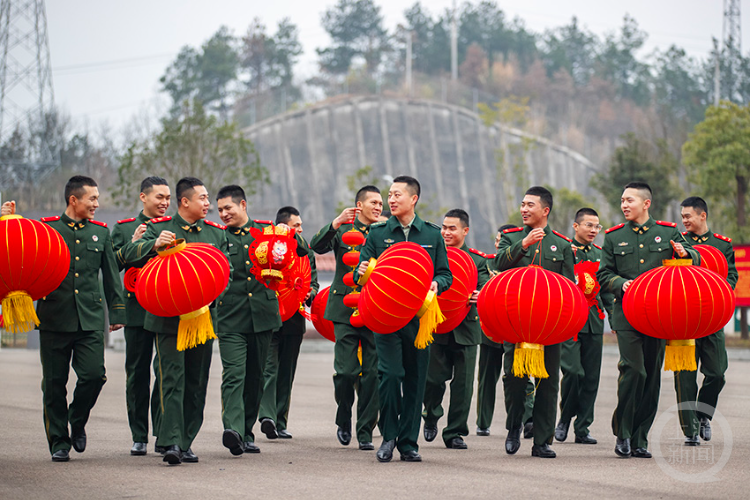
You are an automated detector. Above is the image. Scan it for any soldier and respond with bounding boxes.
[598,182,698,459]
[494,186,575,459]
[120,177,230,465]
[422,209,490,449]
[111,176,171,456]
[555,208,614,445]
[309,186,383,450]
[354,175,452,463]
[258,206,319,440]
[215,185,283,455]
[2,176,126,462]
[676,196,737,446]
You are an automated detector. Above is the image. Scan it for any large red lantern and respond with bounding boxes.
[356,242,444,348]
[436,247,478,334]
[248,225,298,291]
[277,253,312,322]
[136,240,230,351]
[623,259,735,371]
[694,244,729,279]
[477,266,588,378]
[0,215,70,333]
[311,286,335,342]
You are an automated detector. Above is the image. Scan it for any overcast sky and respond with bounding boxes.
[45,0,749,133]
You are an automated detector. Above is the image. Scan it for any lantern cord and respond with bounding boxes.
[513,343,549,379]
[530,241,543,267]
[177,307,217,351]
[1,291,39,334]
[415,291,445,349]
[664,340,698,372]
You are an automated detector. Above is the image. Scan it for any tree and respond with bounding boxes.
[160,46,201,112]
[241,17,302,94]
[546,186,588,238]
[403,2,450,75]
[652,46,705,126]
[459,43,488,88]
[541,17,597,86]
[458,1,510,81]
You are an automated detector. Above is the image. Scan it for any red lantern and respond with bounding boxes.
[248,225,298,290]
[694,244,729,279]
[623,259,735,371]
[342,251,360,267]
[477,266,588,378]
[350,310,365,328]
[311,286,335,342]
[341,228,366,247]
[435,247,478,334]
[0,215,70,333]
[343,272,356,288]
[277,254,312,322]
[137,240,230,350]
[574,260,605,324]
[124,267,140,293]
[343,292,360,308]
[357,242,444,348]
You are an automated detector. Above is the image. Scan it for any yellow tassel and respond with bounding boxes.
[513,343,549,379]
[415,291,445,349]
[2,291,40,334]
[664,340,697,372]
[357,345,362,368]
[177,306,216,351]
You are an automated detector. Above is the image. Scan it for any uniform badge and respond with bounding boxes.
[655,236,662,243]
[618,242,628,246]
[92,235,98,242]
[550,245,557,251]
[228,243,233,247]
[384,239,394,244]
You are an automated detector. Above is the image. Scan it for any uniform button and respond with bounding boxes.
[75,290,79,294]
[95,248,99,252]
[535,249,539,254]
[74,273,79,277]
[640,259,644,264]
[553,258,556,261]
[219,301,223,306]
[639,244,643,248]
[75,256,80,261]
[76,239,80,244]
[245,261,250,265]
[248,293,253,297]
[244,244,249,249]
[247,277,252,281]
[127,292,131,298]
[621,252,625,255]
[99,298,102,302]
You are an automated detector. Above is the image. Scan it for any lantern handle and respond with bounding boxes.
[530,240,542,267]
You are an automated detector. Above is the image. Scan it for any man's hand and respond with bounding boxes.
[430,281,438,293]
[622,280,633,293]
[357,261,369,277]
[521,228,545,250]
[671,240,688,258]
[153,230,176,250]
[1,200,16,216]
[469,289,480,304]
[333,207,360,230]
[109,323,125,332]
[131,224,147,242]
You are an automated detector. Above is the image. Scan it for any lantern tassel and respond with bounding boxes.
[513,343,549,379]
[177,306,217,351]
[664,339,697,372]
[1,291,40,334]
[415,291,445,349]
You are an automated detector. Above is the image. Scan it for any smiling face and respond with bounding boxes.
[181,185,210,222]
[621,188,650,222]
[216,196,248,228]
[70,185,100,220]
[388,182,418,218]
[358,191,383,224]
[573,214,601,244]
[441,216,469,248]
[287,214,303,234]
[681,206,707,234]
[141,184,171,219]
[520,194,548,228]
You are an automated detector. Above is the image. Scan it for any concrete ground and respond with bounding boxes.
[0,342,748,499]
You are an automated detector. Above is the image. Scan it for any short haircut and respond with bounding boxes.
[217,185,246,205]
[392,175,421,200]
[444,208,470,227]
[140,176,168,194]
[681,196,708,216]
[355,185,381,204]
[176,177,204,202]
[575,208,599,223]
[525,186,553,212]
[624,181,652,201]
[64,175,97,205]
[276,206,300,225]
[498,224,516,233]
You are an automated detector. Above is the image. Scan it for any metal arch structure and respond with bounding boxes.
[0,0,58,188]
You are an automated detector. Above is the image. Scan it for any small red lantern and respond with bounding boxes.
[137,240,230,350]
[574,260,605,324]
[343,292,360,308]
[341,228,366,247]
[623,259,735,371]
[477,266,588,378]
[350,310,365,328]
[694,244,729,279]
[342,251,360,267]
[277,254,312,322]
[0,214,71,333]
[248,225,298,291]
[311,286,335,342]
[124,267,140,293]
[343,272,356,288]
[436,247,478,334]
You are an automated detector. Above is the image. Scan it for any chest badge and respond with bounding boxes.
[618,242,628,247]
[384,239,394,244]
[550,245,557,251]
[655,236,662,243]
[92,235,98,242]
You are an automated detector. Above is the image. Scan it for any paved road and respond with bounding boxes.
[0,343,748,499]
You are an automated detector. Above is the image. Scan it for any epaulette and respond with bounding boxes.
[656,220,677,228]
[205,220,227,230]
[484,253,497,259]
[469,248,486,258]
[682,231,688,236]
[370,221,386,228]
[253,219,272,225]
[503,227,522,234]
[149,216,171,224]
[714,233,732,243]
[605,223,625,234]
[117,217,137,224]
[426,221,441,230]
[90,220,107,228]
[593,243,602,250]
[552,230,572,242]
[40,216,60,222]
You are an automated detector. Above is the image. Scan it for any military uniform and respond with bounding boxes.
[558,239,614,439]
[354,214,452,455]
[38,213,126,455]
[675,230,737,438]
[494,226,575,447]
[120,213,230,452]
[217,219,283,445]
[423,245,490,446]
[598,217,698,450]
[310,218,379,444]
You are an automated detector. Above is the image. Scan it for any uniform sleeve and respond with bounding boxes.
[599,290,615,318]
[101,230,127,325]
[725,243,738,290]
[597,233,628,299]
[294,232,308,257]
[309,222,337,254]
[120,222,159,264]
[433,236,453,294]
[494,233,528,271]
[305,237,319,298]
[110,224,127,272]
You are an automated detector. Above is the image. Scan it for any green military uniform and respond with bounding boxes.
[559,239,615,438]
[259,236,319,433]
[423,245,490,445]
[37,213,126,455]
[598,217,698,450]
[354,214,452,454]
[494,226,575,447]
[675,230,737,438]
[310,218,379,444]
[120,213,230,452]
[217,219,282,444]
[112,212,160,445]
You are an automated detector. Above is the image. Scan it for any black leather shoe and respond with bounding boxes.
[423,424,438,442]
[631,447,652,458]
[359,441,374,451]
[685,435,700,446]
[181,448,198,463]
[243,441,260,454]
[71,429,86,453]
[260,419,278,439]
[163,445,181,465]
[554,419,570,442]
[155,444,166,455]
[700,417,712,441]
[574,434,597,445]
[615,437,631,458]
[278,429,293,439]
[400,450,422,462]
[505,427,521,455]
[337,425,352,446]
[376,439,396,462]
[51,449,70,462]
[223,429,244,456]
[446,437,467,449]
[523,421,534,439]
[130,442,147,455]
[531,443,556,458]
[476,427,490,436]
